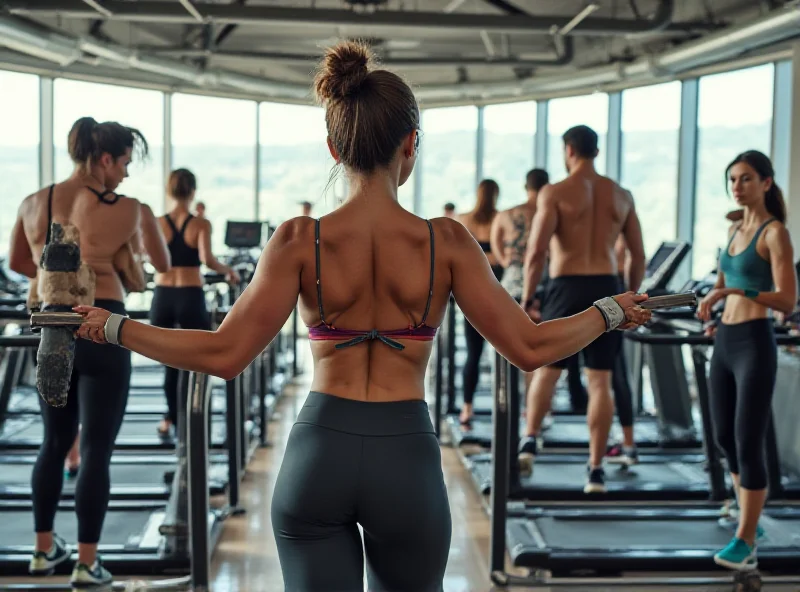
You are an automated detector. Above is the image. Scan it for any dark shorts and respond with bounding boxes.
[540,274,622,370]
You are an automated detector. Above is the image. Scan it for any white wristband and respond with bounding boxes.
[104,313,128,345]
[593,297,625,332]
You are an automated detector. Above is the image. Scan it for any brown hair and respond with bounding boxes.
[313,40,420,173]
[472,179,499,225]
[725,150,785,223]
[168,168,197,201]
[67,116,148,170]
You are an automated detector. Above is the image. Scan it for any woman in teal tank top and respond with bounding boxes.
[696,150,797,572]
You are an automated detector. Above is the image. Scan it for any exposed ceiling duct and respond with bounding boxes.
[6,0,717,36]
[139,36,574,69]
[0,14,311,100]
[416,2,800,102]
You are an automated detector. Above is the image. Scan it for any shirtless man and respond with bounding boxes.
[492,168,589,413]
[518,124,646,494]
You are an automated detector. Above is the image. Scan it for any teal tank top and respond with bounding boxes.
[718,218,777,293]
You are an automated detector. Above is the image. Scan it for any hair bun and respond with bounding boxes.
[314,40,373,102]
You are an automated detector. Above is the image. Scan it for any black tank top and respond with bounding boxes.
[164,214,201,267]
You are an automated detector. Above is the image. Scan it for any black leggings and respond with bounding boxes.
[462,265,503,405]
[709,319,777,491]
[149,286,211,425]
[32,299,131,543]
[272,392,451,591]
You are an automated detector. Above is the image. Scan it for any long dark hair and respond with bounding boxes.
[725,150,785,223]
[472,179,499,225]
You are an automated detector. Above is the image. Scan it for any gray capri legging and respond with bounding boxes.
[271,391,452,592]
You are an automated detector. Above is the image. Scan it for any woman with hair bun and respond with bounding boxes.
[72,42,650,590]
[697,150,797,571]
[8,116,170,588]
[150,168,239,437]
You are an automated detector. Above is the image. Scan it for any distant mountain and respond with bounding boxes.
[0,122,772,277]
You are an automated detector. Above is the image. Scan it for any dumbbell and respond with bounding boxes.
[30,311,85,332]
[639,291,698,310]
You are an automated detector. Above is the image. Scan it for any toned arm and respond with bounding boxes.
[76,219,305,380]
[139,203,171,272]
[621,199,646,293]
[522,187,557,304]
[9,200,37,278]
[449,220,629,372]
[490,213,509,268]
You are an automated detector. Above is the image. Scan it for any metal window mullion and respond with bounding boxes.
[675,78,699,280]
[39,77,54,187]
[605,92,622,181]
[535,100,548,168]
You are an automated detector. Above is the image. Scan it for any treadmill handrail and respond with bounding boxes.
[0,335,40,347]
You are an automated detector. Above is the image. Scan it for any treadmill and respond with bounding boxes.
[486,322,800,585]
[0,356,226,579]
[439,241,698,453]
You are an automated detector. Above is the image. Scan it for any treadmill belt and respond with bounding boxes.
[1,507,161,549]
[534,515,731,549]
[447,414,662,449]
[1,417,227,450]
[469,455,709,501]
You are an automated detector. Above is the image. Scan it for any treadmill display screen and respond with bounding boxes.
[225,221,262,249]
[646,243,679,277]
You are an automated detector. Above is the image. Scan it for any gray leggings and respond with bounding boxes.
[271,391,451,591]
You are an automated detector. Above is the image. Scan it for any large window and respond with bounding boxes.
[547,93,609,183]
[259,103,340,225]
[482,101,537,209]
[693,65,775,277]
[0,71,40,256]
[420,106,478,220]
[53,80,164,213]
[172,94,257,253]
[621,82,681,259]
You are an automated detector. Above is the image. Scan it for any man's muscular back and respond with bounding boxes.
[540,172,633,278]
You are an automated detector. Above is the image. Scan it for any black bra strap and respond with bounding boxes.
[420,219,435,325]
[314,219,327,326]
[164,214,180,236]
[44,184,55,246]
[85,186,121,204]
[178,214,194,235]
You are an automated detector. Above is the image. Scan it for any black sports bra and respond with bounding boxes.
[478,240,492,253]
[164,214,201,267]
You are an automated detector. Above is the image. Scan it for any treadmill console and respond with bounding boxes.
[639,241,691,295]
[224,221,263,250]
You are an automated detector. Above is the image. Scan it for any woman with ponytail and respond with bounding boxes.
[8,116,170,588]
[697,149,797,571]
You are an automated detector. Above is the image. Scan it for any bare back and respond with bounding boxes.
[20,182,140,302]
[546,173,632,278]
[297,201,451,401]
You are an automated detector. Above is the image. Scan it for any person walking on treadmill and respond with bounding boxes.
[490,168,588,414]
[151,169,239,438]
[71,41,651,590]
[697,150,796,571]
[8,117,171,588]
[457,179,503,426]
[518,124,646,494]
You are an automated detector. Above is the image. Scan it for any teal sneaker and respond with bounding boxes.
[714,537,757,571]
[70,558,113,588]
[28,534,71,575]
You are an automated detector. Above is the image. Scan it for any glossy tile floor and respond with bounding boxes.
[3,346,800,591]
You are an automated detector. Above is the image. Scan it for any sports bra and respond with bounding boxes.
[307,219,438,351]
[164,214,201,267]
[478,240,492,253]
[719,218,777,294]
[41,184,121,263]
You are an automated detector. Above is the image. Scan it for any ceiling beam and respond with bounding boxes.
[79,0,112,18]
[138,38,575,67]
[6,0,721,35]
